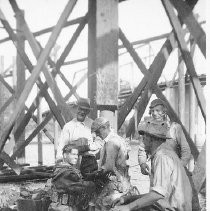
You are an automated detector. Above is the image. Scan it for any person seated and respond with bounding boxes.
[48,144,96,211]
[111,118,192,211]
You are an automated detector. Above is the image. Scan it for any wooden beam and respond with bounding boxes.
[88,0,119,130]
[0,8,65,129]
[0,0,77,152]
[14,9,26,164]
[0,96,15,116]
[0,151,21,175]
[58,71,80,100]
[37,96,43,165]
[119,29,199,159]
[118,29,176,128]
[8,2,68,122]
[178,50,185,123]
[0,74,54,142]
[169,0,206,57]
[11,73,87,159]
[161,0,206,122]
[192,141,206,192]
[0,74,15,94]
[0,16,84,44]
[88,0,97,119]
[14,15,87,139]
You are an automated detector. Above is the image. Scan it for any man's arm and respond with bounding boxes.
[138,137,150,175]
[56,125,70,162]
[175,123,191,166]
[113,191,163,211]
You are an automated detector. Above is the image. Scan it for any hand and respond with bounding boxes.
[111,205,130,211]
[140,163,150,175]
[111,197,121,207]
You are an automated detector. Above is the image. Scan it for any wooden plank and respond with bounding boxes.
[37,96,43,165]
[0,75,53,142]
[192,141,206,192]
[0,74,15,94]
[58,71,80,100]
[161,0,206,122]
[14,9,26,164]
[118,29,175,128]
[169,0,206,57]
[14,15,87,138]
[94,0,119,107]
[88,0,97,119]
[0,0,77,152]
[178,50,185,123]
[11,74,86,159]
[0,8,65,130]
[0,151,21,175]
[0,95,15,116]
[0,16,84,44]
[8,5,67,121]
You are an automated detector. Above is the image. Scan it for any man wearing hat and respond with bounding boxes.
[111,121,192,211]
[138,98,191,176]
[91,117,134,211]
[56,98,103,177]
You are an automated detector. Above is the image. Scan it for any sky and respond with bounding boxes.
[0,0,206,107]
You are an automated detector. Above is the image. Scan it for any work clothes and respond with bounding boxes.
[95,132,133,211]
[150,146,192,211]
[49,162,96,211]
[56,117,93,160]
[138,118,191,167]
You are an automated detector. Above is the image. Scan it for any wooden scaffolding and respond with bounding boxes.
[0,0,206,196]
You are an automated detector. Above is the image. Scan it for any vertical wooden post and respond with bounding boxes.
[52,46,60,160]
[188,82,196,172]
[14,10,26,164]
[188,39,197,172]
[0,56,4,138]
[178,50,185,125]
[165,85,176,113]
[88,0,119,130]
[88,0,97,119]
[37,93,43,165]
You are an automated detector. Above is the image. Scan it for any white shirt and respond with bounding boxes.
[56,118,93,160]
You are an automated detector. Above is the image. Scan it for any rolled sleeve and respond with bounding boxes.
[138,138,147,165]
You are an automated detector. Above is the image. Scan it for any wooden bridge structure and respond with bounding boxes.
[0,0,206,197]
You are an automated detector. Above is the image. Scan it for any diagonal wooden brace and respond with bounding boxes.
[0,0,78,153]
[161,0,206,122]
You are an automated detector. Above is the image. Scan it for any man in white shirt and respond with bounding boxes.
[56,98,103,176]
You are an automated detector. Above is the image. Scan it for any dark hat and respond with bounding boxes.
[77,98,92,110]
[138,117,170,139]
[91,117,109,132]
[149,98,166,109]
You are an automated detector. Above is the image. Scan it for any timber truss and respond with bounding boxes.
[0,0,206,194]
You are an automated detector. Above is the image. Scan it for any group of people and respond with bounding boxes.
[49,97,195,211]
